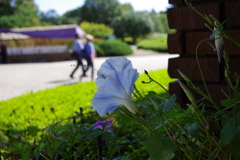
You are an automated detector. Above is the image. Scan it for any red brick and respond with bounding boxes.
[167,3,220,30]
[169,80,185,104]
[169,0,183,4]
[229,58,240,82]
[168,57,220,82]
[184,30,240,56]
[185,31,216,55]
[190,83,237,108]
[170,82,233,107]
[168,33,183,54]
[226,1,240,27]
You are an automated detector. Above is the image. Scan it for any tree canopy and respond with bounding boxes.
[0,0,173,39]
[0,0,40,28]
[111,11,154,42]
[60,7,82,25]
[81,0,121,25]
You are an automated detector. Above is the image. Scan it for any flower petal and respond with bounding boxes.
[96,57,133,87]
[88,120,114,132]
[92,69,139,117]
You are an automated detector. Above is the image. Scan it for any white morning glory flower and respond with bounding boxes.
[214,27,224,63]
[92,68,139,117]
[96,57,133,87]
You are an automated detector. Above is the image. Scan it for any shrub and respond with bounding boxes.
[137,37,168,52]
[93,43,105,56]
[97,40,133,56]
[80,21,113,39]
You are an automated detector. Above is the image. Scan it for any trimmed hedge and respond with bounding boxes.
[96,40,133,57]
[137,37,168,52]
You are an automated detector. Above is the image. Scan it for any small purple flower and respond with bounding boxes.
[173,136,177,141]
[204,125,210,130]
[96,57,133,87]
[88,119,114,132]
[92,68,139,117]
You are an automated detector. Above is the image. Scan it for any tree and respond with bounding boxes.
[81,0,121,25]
[112,11,154,43]
[0,0,14,16]
[39,9,61,25]
[0,0,40,28]
[120,3,134,12]
[149,9,161,32]
[158,12,176,33]
[111,15,126,41]
[110,3,134,41]
[60,7,82,24]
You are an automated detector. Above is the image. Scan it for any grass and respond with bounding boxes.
[0,69,176,130]
[137,37,168,52]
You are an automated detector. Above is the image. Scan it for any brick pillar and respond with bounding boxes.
[167,0,240,107]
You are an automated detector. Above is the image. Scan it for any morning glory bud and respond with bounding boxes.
[214,21,224,63]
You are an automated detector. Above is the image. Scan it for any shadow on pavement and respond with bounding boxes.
[47,79,72,84]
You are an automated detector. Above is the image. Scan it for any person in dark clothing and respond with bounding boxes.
[70,34,85,79]
[1,42,8,64]
[82,34,96,80]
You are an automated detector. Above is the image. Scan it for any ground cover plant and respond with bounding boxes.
[0,68,175,159]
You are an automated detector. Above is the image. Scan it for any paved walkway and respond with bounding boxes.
[0,48,178,101]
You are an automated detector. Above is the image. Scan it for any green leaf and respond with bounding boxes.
[221,117,233,127]
[164,109,178,119]
[102,132,113,142]
[220,122,238,145]
[60,152,69,160]
[117,114,134,125]
[236,111,240,126]
[231,126,240,159]
[220,92,240,107]
[56,131,64,136]
[27,126,38,137]
[35,153,40,160]
[157,101,165,116]
[81,127,88,133]
[184,122,200,134]
[147,91,157,97]
[177,70,192,83]
[7,129,23,135]
[141,136,175,160]
[54,153,59,160]
[163,94,176,113]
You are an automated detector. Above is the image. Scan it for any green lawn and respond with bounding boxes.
[0,69,176,130]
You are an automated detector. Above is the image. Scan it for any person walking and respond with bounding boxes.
[82,34,96,80]
[1,42,8,64]
[70,34,85,79]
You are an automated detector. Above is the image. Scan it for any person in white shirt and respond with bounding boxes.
[70,34,85,79]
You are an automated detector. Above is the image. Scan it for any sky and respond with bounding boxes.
[34,0,172,15]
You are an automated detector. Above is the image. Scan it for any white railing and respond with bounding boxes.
[7,45,69,55]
